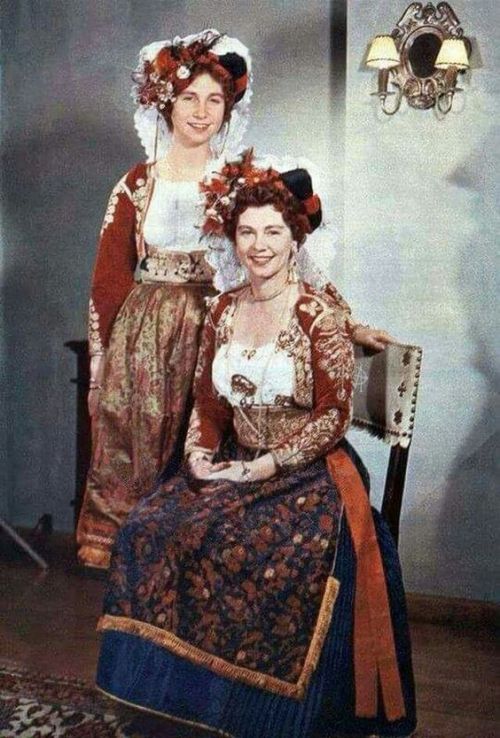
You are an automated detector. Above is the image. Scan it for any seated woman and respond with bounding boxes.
[96,151,417,738]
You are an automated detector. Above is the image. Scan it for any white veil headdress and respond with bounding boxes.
[132,29,253,162]
[202,153,340,293]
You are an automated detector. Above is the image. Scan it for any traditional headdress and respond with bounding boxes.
[201,150,338,292]
[201,149,322,238]
[132,29,252,161]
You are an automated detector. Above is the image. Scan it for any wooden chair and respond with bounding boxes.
[66,340,423,547]
[352,343,423,546]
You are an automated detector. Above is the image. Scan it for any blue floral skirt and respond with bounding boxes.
[96,446,416,737]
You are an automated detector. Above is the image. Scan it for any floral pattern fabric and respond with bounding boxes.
[185,284,354,470]
[77,282,212,562]
[102,451,342,690]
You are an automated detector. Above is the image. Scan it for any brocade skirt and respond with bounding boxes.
[96,445,417,737]
[77,281,213,568]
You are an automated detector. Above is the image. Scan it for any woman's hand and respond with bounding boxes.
[88,354,105,417]
[206,454,278,483]
[205,460,249,482]
[352,325,396,352]
[188,451,217,480]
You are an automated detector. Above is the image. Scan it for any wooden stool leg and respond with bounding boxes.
[0,517,49,570]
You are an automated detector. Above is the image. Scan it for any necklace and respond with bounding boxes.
[249,282,289,303]
[225,285,294,451]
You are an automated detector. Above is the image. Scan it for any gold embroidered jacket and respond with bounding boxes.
[185,285,354,470]
[88,163,356,358]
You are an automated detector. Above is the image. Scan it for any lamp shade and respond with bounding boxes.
[366,35,400,69]
[435,38,469,69]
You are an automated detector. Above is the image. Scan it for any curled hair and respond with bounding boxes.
[224,183,311,246]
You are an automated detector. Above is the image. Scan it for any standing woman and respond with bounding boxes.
[77,31,392,570]
[96,152,416,737]
[77,30,253,569]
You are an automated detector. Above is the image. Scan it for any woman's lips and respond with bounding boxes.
[248,255,274,265]
[188,121,211,131]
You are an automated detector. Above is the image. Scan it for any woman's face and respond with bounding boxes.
[170,72,226,147]
[235,205,294,283]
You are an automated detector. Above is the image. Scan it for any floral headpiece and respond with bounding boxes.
[201,149,322,237]
[132,30,252,161]
[133,29,249,112]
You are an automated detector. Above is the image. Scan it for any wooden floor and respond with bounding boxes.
[1,537,499,738]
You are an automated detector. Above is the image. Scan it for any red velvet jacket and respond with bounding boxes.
[88,165,356,357]
[88,163,150,356]
[185,285,354,470]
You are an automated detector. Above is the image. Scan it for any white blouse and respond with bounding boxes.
[212,341,296,407]
[142,179,204,253]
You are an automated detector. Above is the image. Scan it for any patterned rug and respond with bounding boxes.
[0,663,135,737]
[5,658,377,738]
[0,663,417,737]
[0,663,224,737]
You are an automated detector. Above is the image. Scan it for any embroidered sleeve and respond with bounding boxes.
[185,299,234,456]
[321,282,360,337]
[271,301,354,471]
[88,168,140,355]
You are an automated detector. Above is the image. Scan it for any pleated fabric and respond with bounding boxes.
[97,508,416,737]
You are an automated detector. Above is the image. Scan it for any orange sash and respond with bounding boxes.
[326,447,406,721]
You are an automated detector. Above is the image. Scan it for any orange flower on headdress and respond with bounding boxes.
[201,149,281,236]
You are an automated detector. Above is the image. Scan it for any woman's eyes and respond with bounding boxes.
[179,95,222,104]
[239,229,281,237]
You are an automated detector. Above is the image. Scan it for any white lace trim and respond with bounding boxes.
[133,30,253,162]
[88,298,104,356]
[99,175,130,236]
[143,180,205,251]
[203,153,340,292]
[213,341,295,406]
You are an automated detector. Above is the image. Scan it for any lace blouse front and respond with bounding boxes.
[142,179,204,253]
[212,340,296,407]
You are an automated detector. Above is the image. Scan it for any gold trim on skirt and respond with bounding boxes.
[98,575,340,700]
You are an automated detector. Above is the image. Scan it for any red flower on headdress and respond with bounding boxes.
[133,32,234,112]
[201,149,283,236]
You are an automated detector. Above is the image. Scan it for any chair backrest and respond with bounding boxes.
[351,343,423,544]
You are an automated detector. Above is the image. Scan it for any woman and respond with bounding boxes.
[77,30,253,569]
[96,152,416,737]
[78,30,392,570]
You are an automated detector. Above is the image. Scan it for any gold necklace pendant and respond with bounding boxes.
[249,282,289,303]
[241,348,257,360]
[225,286,294,451]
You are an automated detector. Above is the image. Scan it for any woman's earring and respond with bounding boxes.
[287,243,299,283]
[214,121,230,158]
[237,263,247,284]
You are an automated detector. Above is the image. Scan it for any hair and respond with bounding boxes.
[161,63,235,132]
[224,183,311,246]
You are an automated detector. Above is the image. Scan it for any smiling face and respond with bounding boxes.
[170,72,226,147]
[235,205,295,284]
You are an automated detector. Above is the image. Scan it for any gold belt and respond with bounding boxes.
[138,248,213,285]
[233,406,311,450]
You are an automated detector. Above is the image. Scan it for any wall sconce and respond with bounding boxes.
[366,2,471,116]
[434,38,470,112]
[366,35,403,115]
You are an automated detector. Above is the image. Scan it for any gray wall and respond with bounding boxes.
[1,1,498,601]
[344,0,500,601]
[0,0,337,528]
